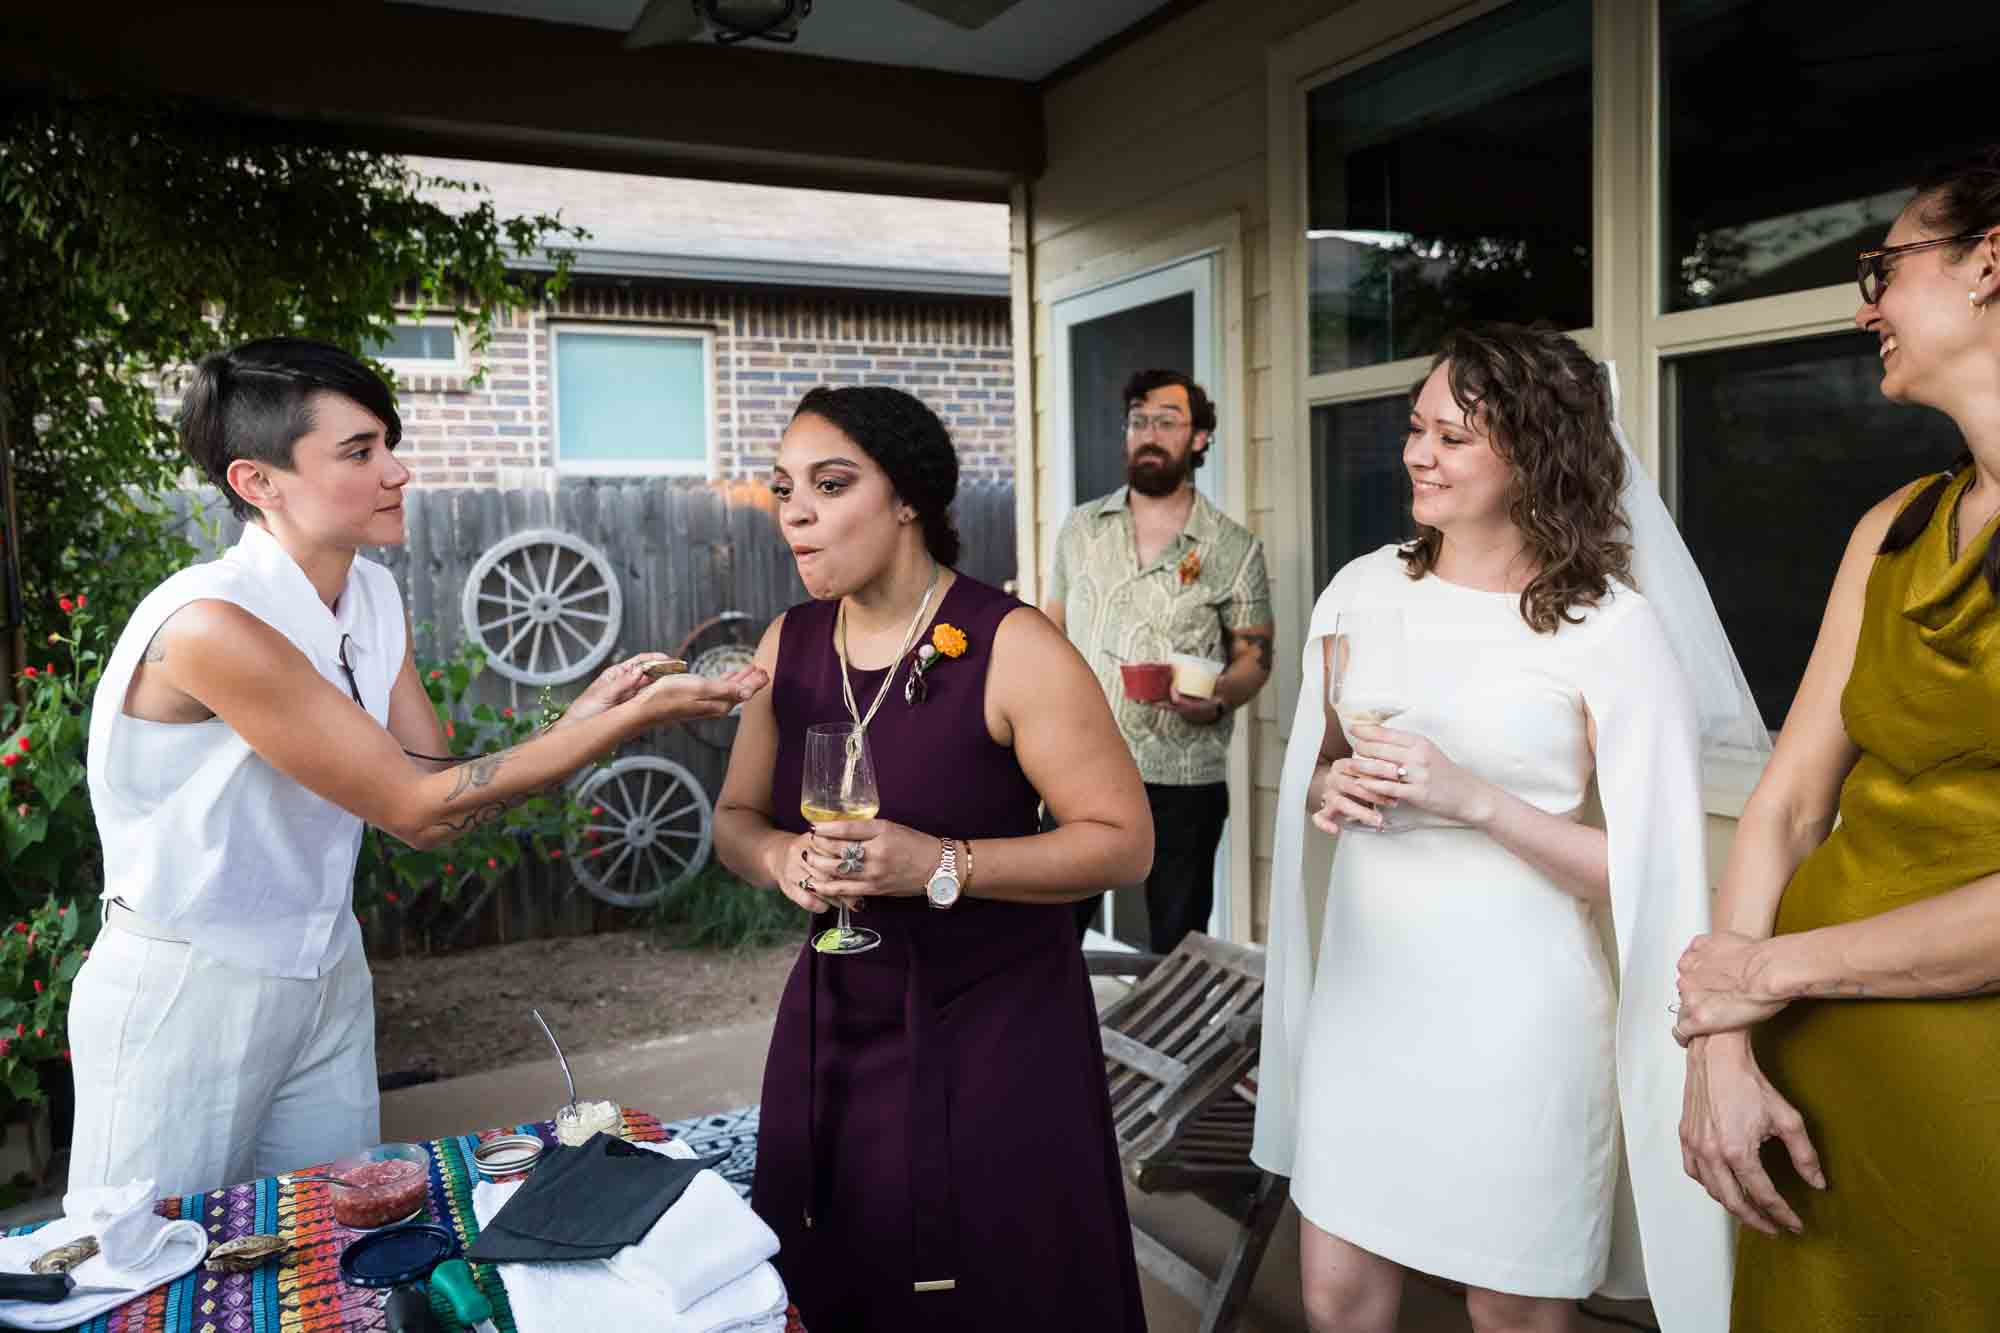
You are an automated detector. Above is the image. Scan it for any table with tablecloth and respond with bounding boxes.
[4,1106,801,1333]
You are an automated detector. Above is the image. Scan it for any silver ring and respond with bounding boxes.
[838,846,864,876]
[1396,764,1408,781]
[802,874,815,893]
[1667,1002,1680,1015]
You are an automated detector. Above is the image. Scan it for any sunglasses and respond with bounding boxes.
[1856,231,1993,306]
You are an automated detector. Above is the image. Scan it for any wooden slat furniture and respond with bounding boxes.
[1089,934,1287,1333]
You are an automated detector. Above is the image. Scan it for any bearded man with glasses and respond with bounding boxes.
[1045,369,1273,951]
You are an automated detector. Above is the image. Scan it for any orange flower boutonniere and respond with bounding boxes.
[906,623,969,705]
[1178,548,1203,587]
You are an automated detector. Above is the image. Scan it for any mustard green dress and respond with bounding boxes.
[1735,469,2000,1330]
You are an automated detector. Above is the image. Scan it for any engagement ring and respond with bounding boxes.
[1396,765,1408,780]
[802,874,816,893]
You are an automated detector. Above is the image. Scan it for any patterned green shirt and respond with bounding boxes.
[1049,487,1272,785]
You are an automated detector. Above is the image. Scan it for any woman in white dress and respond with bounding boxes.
[1253,325,1753,1333]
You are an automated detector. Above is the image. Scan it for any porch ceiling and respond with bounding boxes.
[0,0,1171,200]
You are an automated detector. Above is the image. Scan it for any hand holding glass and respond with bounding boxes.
[1328,610,1409,827]
[802,722,882,955]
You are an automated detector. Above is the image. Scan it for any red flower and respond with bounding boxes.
[590,805,603,817]
[58,598,74,613]
[33,1026,43,1037]
[444,863,455,875]
[0,1039,10,1058]
[15,736,28,752]
[501,707,514,719]
[43,665,52,674]
[19,667,34,678]
[386,891,400,904]
[12,1024,21,1037]
[549,849,563,860]
[75,594,85,609]
[445,721,455,738]
[61,1050,70,1062]
[32,982,42,996]
[486,857,498,870]
[428,670,443,681]
[55,906,65,917]
[11,923,23,935]
[1,754,15,769]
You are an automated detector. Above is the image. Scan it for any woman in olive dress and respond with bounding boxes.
[1674,147,2000,1329]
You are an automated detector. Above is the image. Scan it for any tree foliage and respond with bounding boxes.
[0,95,585,639]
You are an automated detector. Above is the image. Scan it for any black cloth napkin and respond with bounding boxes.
[467,1133,726,1263]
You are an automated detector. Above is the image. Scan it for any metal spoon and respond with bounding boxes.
[531,1007,578,1117]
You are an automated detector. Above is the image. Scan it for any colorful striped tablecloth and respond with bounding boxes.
[5,1107,803,1333]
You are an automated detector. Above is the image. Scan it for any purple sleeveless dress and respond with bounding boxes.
[751,574,1147,1332]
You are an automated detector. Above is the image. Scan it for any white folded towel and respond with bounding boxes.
[474,1171,788,1333]
[607,1142,780,1312]
[0,1178,207,1330]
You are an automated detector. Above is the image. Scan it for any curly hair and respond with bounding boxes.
[792,385,961,566]
[1398,323,1631,633]
[1122,369,1217,471]
[1878,144,2000,596]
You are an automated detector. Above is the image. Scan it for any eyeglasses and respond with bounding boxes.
[1124,412,1192,437]
[339,632,458,765]
[1856,231,1994,306]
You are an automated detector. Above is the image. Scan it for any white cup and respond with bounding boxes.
[1169,652,1225,699]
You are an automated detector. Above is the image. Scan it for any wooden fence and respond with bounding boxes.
[165,476,1017,952]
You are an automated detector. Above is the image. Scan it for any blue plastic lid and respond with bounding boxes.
[338,1223,459,1288]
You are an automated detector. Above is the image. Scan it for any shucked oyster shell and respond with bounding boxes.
[205,1234,289,1273]
[30,1235,99,1274]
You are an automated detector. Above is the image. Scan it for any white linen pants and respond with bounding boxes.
[66,923,379,1199]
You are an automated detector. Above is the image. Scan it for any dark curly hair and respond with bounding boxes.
[1122,369,1217,471]
[1398,323,1631,634]
[793,385,961,566]
[179,337,402,521]
[1877,145,2000,596]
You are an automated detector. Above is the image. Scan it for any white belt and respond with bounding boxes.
[103,899,190,945]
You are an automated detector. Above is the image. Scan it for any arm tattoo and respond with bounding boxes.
[142,636,166,664]
[1232,629,1274,675]
[427,745,567,838]
[443,750,510,804]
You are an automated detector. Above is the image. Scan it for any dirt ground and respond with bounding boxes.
[371,930,798,1084]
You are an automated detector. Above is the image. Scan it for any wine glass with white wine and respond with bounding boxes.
[1328,609,1410,828]
[802,722,882,956]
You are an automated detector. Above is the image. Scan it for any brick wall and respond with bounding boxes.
[391,279,1015,487]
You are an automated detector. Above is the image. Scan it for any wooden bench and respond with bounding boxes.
[1088,934,1288,1333]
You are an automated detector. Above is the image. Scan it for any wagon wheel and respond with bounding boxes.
[568,756,712,909]
[673,611,762,751]
[461,529,623,686]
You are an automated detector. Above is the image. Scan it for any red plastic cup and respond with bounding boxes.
[1119,661,1173,703]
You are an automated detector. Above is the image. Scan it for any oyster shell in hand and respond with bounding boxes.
[30,1235,99,1274]
[205,1234,289,1273]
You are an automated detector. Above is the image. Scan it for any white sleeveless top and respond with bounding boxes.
[87,523,405,979]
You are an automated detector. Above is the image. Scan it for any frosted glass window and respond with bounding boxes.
[554,329,711,473]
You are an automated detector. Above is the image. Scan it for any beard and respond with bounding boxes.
[1125,446,1189,497]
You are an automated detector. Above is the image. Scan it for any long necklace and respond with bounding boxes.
[833,559,939,794]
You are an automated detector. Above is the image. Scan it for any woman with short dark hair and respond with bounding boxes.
[1257,324,1746,1332]
[1675,147,2000,1329]
[68,336,764,1198]
[714,384,1153,1331]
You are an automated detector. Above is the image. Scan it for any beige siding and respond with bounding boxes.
[1024,0,1361,941]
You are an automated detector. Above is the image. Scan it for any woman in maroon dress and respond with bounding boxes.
[716,386,1154,1331]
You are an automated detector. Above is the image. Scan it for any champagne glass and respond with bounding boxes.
[802,722,882,956]
[1328,609,1409,827]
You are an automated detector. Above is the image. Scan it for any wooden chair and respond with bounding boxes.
[1087,934,1288,1333]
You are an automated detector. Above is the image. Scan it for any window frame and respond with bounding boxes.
[547,322,718,479]
[1274,0,1880,811]
[370,314,468,377]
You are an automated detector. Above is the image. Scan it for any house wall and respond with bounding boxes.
[391,280,1015,487]
[1026,0,1360,941]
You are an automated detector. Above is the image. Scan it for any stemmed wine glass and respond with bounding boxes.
[801,722,882,956]
[1327,609,1410,828]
